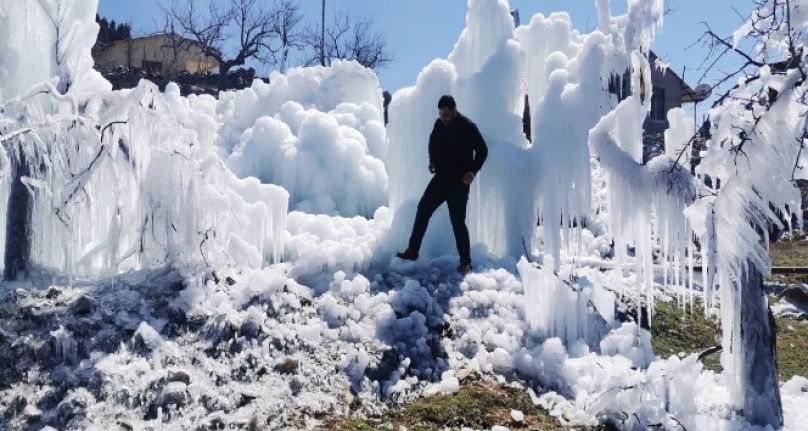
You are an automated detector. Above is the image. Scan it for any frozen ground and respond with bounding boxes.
[1,242,807,431]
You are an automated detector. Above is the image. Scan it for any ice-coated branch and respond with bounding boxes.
[0,116,85,145]
[98,120,128,142]
[792,133,806,180]
[702,27,764,68]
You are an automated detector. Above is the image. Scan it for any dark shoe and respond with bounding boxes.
[396,249,419,261]
[457,262,473,274]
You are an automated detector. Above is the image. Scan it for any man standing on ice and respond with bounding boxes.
[396,95,488,274]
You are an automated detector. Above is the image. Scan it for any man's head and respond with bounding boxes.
[438,95,457,125]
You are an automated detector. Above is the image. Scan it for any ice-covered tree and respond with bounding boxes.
[0,0,289,280]
[666,0,808,426]
[536,0,801,426]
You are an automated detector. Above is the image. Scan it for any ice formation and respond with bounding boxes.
[0,0,804,429]
[0,4,289,277]
[222,61,388,217]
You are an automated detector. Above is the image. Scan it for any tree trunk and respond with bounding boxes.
[4,151,32,280]
[219,62,233,76]
[734,262,783,427]
[320,0,325,66]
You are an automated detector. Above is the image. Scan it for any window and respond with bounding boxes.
[142,60,162,75]
[650,87,665,120]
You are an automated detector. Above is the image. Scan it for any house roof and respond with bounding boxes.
[649,51,699,103]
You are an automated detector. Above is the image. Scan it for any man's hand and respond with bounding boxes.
[462,172,475,186]
[429,163,436,174]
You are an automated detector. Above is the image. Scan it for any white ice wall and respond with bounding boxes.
[0,0,109,101]
[0,80,288,278]
[222,61,388,217]
[387,0,535,260]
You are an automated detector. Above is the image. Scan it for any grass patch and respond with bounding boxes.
[650,296,808,379]
[767,235,808,284]
[650,300,721,372]
[768,235,808,379]
[768,235,808,267]
[321,381,608,431]
[776,318,808,380]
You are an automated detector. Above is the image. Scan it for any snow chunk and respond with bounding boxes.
[599,322,654,368]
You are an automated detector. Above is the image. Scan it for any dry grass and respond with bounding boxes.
[319,381,608,431]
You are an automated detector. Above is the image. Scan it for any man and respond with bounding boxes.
[396,95,488,274]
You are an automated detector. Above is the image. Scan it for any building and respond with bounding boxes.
[608,51,703,163]
[93,33,220,77]
[642,51,700,136]
[510,10,700,153]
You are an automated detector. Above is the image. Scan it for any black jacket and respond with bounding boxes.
[428,113,488,181]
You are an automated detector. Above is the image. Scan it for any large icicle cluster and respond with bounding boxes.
[590,94,697,323]
[517,257,614,348]
[0,0,109,99]
[0,2,289,278]
[387,0,535,261]
[387,0,689,334]
[0,80,289,277]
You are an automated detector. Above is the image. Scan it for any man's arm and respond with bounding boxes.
[428,120,439,173]
[469,124,488,174]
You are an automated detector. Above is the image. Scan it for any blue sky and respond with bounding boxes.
[98,0,747,94]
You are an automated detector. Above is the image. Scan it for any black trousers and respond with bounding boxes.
[407,176,471,264]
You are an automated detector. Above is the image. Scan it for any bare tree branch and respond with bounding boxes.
[703,26,764,68]
[272,0,305,72]
[303,9,393,70]
[161,0,296,75]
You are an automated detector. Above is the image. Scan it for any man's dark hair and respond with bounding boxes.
[438,95,456,110]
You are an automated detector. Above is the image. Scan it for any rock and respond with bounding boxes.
[45,286,62,299]
[238,391,259,408]
[73,296,96,315]
[168,370,192,385]
[455,368,479,383]
[289,376,304,396]
[510,409,524,423]
[22,402,42,422]
[274,358,298,375]
[56,389,94,427]
[196,414,226,431]
[248,415,266,431]
[779,285,808,310]
[365,348,398,382]
[240,320,262,339]
[133,322,167,355]
[506,380,524,391]
[158,381,189,408]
